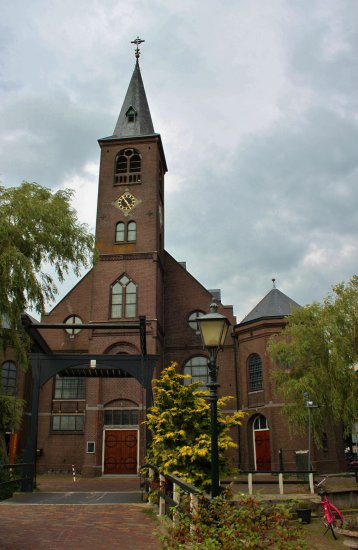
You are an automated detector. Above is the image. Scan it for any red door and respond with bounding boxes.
[104,430,138,474]
[254,430,271,471]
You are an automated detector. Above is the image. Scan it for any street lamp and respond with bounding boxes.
[197,303,230,498]
[304,392,318,473]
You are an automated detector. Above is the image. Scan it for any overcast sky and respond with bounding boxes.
[1,0,357,321]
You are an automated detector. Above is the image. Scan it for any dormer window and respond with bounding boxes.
[114,148,141,185]
[126,106,137,123]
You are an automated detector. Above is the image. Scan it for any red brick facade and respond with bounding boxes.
[234,317,345,473]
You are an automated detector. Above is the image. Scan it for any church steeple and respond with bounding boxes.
[112,59,155,138]
[95,39,167,258]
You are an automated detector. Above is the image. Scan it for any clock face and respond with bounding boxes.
[114,192,140,216]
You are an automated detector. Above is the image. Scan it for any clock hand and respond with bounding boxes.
[122,197,131,208]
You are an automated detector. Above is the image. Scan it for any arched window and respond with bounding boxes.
[111,275,137,319]
[114,148,141,185]
[253,414,268,431]
[115,221,136,243]
[1,361,17,395]
[115,222,125,242]
[188,311,204,332]
[248,353,263,392]
[127,221,137,242]
[183,356,209,390]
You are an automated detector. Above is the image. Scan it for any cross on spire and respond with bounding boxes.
[131,36,145,59]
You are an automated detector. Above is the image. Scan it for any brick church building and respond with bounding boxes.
[2,49,345,477]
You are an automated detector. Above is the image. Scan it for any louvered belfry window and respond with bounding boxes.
[114,148,141,184]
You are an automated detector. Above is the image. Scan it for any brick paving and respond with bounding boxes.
[0,476,161,549]
[0,503,161,550]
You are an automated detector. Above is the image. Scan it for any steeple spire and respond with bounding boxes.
[112,37,155,138]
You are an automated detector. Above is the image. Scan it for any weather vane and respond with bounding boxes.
[131,36,145,59]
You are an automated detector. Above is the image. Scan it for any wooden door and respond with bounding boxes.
[104,430,138,474]
[254,430,271,471]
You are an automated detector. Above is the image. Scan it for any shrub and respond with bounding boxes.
[160,493,308,549]
[145,362,245,491]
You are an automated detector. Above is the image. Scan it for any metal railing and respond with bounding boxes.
[142,466,317,520]
[143,465,206,520]
[222,470,316,495]
[0,463,34,493]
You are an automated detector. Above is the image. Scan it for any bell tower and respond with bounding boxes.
[90,39,167,354]
[95,39,167,258]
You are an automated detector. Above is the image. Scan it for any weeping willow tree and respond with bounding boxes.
[268,276,358,442]
[0,181,95,462]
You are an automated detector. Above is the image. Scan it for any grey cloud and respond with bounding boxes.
[0,93,112,187]
[166,104,358,318]
[1,0,357,320]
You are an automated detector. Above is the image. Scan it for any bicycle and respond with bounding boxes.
[315,477,344,539]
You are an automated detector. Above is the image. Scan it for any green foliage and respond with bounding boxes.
[0,181,95,366]
[160,494,308,549]
[268,276,358,439]
[0,395,24,432]
[145,362,245,490]
[0,394,25,464]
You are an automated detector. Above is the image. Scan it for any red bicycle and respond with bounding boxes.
[315,477,344,539]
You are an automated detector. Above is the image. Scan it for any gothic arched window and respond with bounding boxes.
[248,353,263,393]
[111,275,137,318]
[114,148,141,185]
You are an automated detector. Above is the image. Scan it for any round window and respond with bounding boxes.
[188,311,204,332]
[65,315,82,335]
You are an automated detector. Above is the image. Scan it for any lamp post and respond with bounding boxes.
[303,392,318,472]
[197,303,230,498]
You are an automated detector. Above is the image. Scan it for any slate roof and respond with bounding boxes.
[111,60,155,138]
[240,288,301,325]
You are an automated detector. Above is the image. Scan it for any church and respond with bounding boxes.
[2,43,345,478]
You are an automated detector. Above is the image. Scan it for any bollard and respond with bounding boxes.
[308,472,314,494]
[248,473,253,495]
[278,472,284,495]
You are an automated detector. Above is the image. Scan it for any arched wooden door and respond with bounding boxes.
[253,415,271,471]
[103,430,138,474]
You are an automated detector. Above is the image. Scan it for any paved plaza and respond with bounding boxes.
[0,476,160,550]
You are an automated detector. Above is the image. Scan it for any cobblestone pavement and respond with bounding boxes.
[0,503,161,550]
